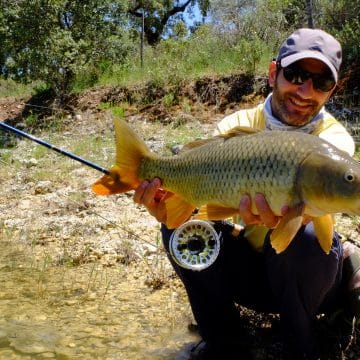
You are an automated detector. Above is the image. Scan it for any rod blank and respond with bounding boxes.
[0,122,110,175]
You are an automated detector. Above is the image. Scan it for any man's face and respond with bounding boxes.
[269,58,335,126]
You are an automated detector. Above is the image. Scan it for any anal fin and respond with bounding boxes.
[195,204,239,220]
[313,214,334,254]
[165,194,196,229]
[270,203,305,254]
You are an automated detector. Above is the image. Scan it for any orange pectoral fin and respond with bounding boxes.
[270,203,305,254]
[195,204,239,220]
[313,214,334,254]
[164,195,196,229]
[92,172,134,195]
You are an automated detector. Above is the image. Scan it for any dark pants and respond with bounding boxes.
[161,222,344,353]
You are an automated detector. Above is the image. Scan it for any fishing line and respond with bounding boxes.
[63,195,167,279]
[66,195,161,249]
[23,103,64,112]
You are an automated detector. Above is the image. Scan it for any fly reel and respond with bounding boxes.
[169,220,222,271]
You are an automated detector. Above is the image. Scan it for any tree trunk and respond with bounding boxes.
[128,0,192,46]
[306,0,314,28]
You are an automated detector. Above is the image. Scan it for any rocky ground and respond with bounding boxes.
[0,76,359,359]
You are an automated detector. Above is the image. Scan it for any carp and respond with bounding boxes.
[92,119,360,254]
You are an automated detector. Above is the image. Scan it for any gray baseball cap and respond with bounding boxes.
[277,28,342,81]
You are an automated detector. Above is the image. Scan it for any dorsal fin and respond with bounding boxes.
[180,126,259,152]
[181,138,218,152]
[219,126,260,138]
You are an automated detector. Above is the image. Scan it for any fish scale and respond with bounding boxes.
[93,119,360,254]
[139,132,306,214]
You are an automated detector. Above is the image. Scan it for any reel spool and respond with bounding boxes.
[169,219,221,271]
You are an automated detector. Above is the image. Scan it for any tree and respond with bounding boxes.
[209,0,256,33]
[127,1,210,45]
[318,0,360,66]
[0,0,132,100]
[208,0,289,49]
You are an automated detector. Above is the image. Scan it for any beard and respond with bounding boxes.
[271,84,324,127]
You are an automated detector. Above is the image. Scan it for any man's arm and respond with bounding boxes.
[319,123,355,157]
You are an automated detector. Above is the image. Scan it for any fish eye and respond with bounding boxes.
[344,171,355,182]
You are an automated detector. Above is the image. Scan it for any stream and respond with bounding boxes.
[0,238,197,360]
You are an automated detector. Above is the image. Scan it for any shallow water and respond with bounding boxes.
[0,239,197,359]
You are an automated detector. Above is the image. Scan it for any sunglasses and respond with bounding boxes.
[278,62,336,92]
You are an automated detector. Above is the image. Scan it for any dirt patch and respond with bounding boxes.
[0,97,27,120]
[0,74,269,129]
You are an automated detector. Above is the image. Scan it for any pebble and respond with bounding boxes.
[21,158,38,168]
[34,181,53,195]
[64,300,78,306]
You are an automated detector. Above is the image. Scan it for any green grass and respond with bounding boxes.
[97,34,273,89]
[0,78,48,98]
[99,102,127,119]
[0,78,33,98]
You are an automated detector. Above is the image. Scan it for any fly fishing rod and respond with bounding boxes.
[0,121,231,271]
[0,121,110,175]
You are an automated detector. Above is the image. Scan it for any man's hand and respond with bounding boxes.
[239,193,288,228]
[239,193,313,228]
[133,178,170,223]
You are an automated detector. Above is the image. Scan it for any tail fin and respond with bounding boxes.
[92,119,153,195]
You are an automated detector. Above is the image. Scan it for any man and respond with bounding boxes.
[133,28,360,359]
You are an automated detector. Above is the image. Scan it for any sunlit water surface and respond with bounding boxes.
[0,239,197,359]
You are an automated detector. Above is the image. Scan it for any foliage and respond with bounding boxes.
[127,0,210,45]
[98,23,272,90]
[333,20,360,67]
[209,0,289,55]
[317,0,360,30]
[0,0,133,99]
[208,0,359,70]
[317,0,360,67]
[0,0,358,99]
